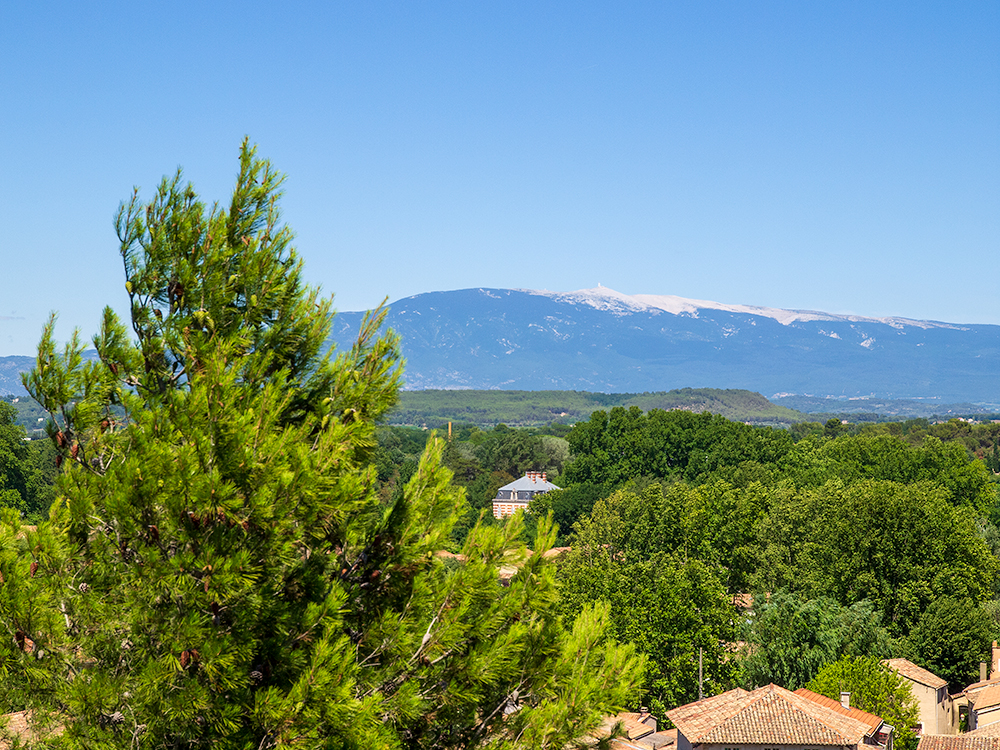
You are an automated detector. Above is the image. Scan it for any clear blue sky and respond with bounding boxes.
[1,1,997,356]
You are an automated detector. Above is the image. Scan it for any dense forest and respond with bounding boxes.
[365,406,1000,737]
[7,389,1000,724]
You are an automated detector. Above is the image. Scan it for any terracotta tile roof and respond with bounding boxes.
[666,688,750,741]
[667,684,870,746]
[0,710,59,749]
[970,723,1000,737]
[976,685,1000,711]
[917,736,1000,750]
[959,680,996,698]
[885,659,949,689]
[794,688,885,733]
[584,712,660,748]
[731,592,754,609]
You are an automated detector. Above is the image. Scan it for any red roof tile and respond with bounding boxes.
[970,723,1000,737]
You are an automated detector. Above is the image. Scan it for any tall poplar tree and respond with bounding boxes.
[7,142,642,748]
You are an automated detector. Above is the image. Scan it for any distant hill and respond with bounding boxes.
[771,395,1000,421]
[389,388,806,428]
[330,287,1000,403]
[0,356,33,398]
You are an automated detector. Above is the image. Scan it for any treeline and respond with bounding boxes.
[373,406,1000,737]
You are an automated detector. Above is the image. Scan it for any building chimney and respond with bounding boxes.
[982,662,989,683]
[993,641,1000,680]
[540,472,546,482]
[840,692,851,709]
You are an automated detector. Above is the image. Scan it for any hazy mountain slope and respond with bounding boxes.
[0,356,34,398]
[329,287,1000,402]
[5,288,999,403]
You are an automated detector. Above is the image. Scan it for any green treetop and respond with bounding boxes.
[807,655,920,750]
[7,141,642,749]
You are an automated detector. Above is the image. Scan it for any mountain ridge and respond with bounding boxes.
[4,287,999,404]
[329,287,1000,402]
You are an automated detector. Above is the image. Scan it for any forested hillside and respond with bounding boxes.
[388,387,805,427]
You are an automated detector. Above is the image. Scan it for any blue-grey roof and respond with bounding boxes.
[497,474,561,493]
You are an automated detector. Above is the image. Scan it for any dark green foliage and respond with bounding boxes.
[755,480,996,634]
[527,482,607,545]
[0,402,55,519]
[563,406,794,488]
[741,592,893,690]
[907,596,992,690]
[806,655,920,750]
[3,395,48,436]
[472,424,548,478]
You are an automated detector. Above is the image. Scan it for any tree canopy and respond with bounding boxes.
[5,142,643,749]
[807,655,920,750]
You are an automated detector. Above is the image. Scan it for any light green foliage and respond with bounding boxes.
[782,435,996,512]
[806,655,919,750]
[557,486,737,713]
[7,143,642,749]
[387,388,805,429]
[741,592,892,690]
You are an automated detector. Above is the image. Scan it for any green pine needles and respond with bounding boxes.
[6,141,643,748]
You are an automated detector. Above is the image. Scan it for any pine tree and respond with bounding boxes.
[7,141,642,748]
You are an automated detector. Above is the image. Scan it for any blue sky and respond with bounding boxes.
[1,1,997,357]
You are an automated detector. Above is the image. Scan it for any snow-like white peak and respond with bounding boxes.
[525,287,963,330]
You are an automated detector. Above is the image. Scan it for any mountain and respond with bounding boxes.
[5,288,1000,405]
[329,287,1000,403]
[0,356,34,398]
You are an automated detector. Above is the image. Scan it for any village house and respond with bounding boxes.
[491,471,560,518]
[667,683,892,750]
[883,659,958,735]
[583,710,677,749]
[795,688,895,749]
[953,642,1000,732]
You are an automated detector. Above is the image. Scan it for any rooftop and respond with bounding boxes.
[970,724,1000,738]
[496,472,561,493]
[667,684,871,746]
[884,658,949,689]
[917,737,1000,750]
[794,688,885,734]
[976,684,1000,711]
